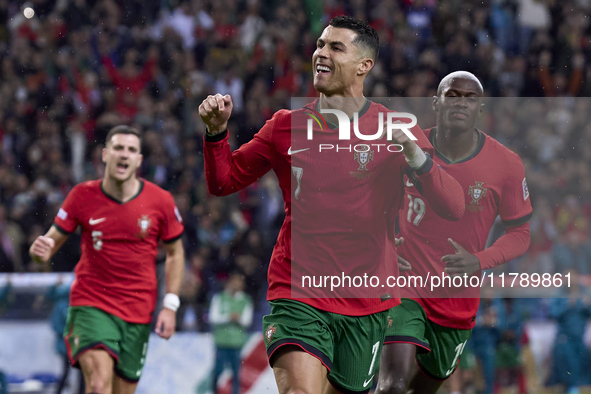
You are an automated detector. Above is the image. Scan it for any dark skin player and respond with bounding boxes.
[376,71,485,394]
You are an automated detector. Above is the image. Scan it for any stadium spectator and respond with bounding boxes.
[548,270,591,394]
[209,272,253,394]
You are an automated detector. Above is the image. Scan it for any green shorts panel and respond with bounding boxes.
[64,306,151,382]
[263,299,389,393]
[384,298,430,352]
[384,299,472,380]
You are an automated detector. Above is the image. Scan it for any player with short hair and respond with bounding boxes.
[375,71,532,394]
[29,125,185,394]
[200,16,465,394]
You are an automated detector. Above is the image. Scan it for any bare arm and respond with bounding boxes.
[163,238,185,297]
[155,238,185,339]
[29,225,70,265]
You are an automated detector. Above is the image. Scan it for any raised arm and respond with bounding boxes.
[200,94,274,196]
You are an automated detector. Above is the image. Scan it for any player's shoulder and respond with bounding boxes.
[140,179,173,198]
[70,179,102,195]
[264,99,325,134]
[369,101,389,113]
[481,131,524,166]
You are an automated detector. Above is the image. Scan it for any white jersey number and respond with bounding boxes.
[92,231,103,251]
[406,195,426,226]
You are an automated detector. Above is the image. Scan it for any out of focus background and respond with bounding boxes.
[0,0,590,393]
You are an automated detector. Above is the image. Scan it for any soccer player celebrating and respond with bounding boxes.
[200,16,465,394]
[375,72,532,394]
[29,126,184,394]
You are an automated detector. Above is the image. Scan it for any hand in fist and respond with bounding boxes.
[29,236,55,264]
[199,94,233,136]
[388,127,419,160]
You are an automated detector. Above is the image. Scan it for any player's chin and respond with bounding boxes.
[313,77,329,92]
[112,170,134,182]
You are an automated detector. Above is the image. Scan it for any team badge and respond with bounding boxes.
[137,215,152,239]
[467,181,487,212]
[354,149,374,171]
[265,324,277,343]
[468,181,487,205]
[387,316,393,329]
[74,336,79,349]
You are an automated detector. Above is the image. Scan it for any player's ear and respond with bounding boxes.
[102,147,107,163]
[432,96,439,112]
[357,57,374,76]
[138,153,143,166]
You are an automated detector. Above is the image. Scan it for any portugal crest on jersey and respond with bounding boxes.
[137,215,152,239]
[354,150,374,171]
[265,324,277,343]
[468,181,487,205]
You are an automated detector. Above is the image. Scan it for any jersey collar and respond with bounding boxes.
[100,179,144,204]
[429,128,485,165]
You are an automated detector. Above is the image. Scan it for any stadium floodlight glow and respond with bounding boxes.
[23,6,34,18]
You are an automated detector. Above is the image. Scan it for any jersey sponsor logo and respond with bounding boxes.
[363,375,374,387]
[137,215,152,239]
[522,177,529,201]
[265,324,277,344]
[468,181,487,212]
[288,147,310,155]
[354,149,374,171]
[89,217,106,226]
[57,208,68,221]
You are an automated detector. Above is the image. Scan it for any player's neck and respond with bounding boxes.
[434,127,479,163]
[318,93,366,120]
[102,176,141,203]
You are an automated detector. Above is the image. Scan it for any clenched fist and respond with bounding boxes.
[29,236,55,264]
[388,128,419,160]
[199,94,233,136]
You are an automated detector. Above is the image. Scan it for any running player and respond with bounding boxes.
[200,16,465,394]
[376,71,532,394]
[29,125,184,394]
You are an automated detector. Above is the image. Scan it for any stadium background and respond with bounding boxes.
[0,0,590,392]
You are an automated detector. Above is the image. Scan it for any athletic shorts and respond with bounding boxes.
[64,306,151,382]
[384,298,472,380]
[263,299,389,394]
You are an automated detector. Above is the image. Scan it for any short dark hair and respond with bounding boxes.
[329,16,379,60]
[105,125,141,147]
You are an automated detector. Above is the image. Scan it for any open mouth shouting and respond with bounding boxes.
[116,162,129,174]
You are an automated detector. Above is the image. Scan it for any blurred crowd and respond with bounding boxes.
[0,0,590,390]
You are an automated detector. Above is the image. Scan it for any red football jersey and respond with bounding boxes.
[54,179,184,324]
[204,100,465,316]
[399,128,532,329]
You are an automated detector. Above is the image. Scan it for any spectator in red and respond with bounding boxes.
[101,46,158,120]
